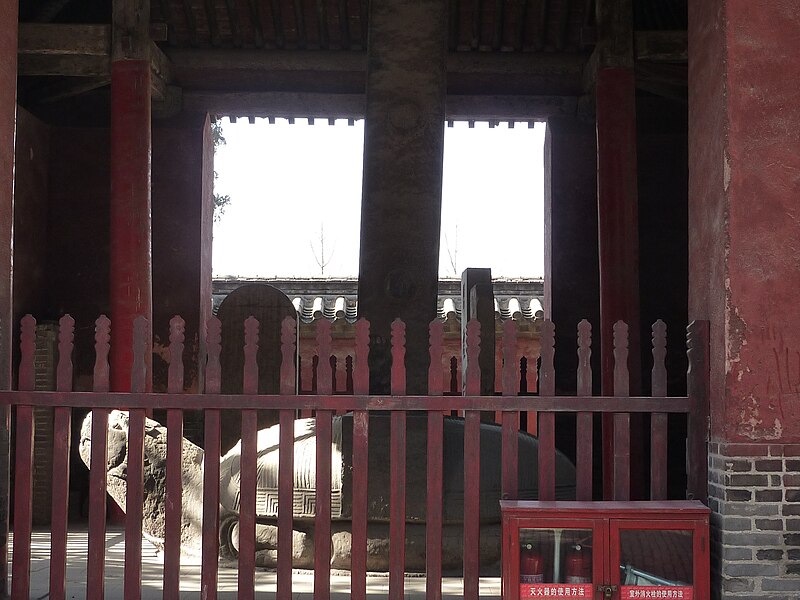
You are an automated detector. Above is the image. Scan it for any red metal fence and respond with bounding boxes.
[0,313,709,600]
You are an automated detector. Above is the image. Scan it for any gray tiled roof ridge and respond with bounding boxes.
[212,277,545,323]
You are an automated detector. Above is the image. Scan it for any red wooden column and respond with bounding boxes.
[595,0,641,499]
[110,0,153,391]
[0,1,17,595]
[690,1,800,595]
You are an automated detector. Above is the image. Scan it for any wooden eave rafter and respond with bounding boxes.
[17,22,688,115]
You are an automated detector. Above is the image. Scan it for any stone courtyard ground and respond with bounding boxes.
[9,528,502,598]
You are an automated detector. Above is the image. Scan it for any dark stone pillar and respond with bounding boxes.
[152,113,213,396]
[636,98,689,501]
[0,1,17,593]
[543,116,601,396]
[690,1,800,596]
[461,268,495,397]
[151,113,213,446]
[543,116,601,480]
[357,0,447,395]
[110,0,153,392]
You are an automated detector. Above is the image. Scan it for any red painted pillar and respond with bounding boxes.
[0,1,17,594]
[110,3,152,392]
[596,66,642,498]
[690,2,800,594]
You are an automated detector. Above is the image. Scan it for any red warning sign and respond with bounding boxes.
[620,586,693,599]
[520,584,594,597]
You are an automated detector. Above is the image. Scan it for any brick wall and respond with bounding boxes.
[708,442,800,598]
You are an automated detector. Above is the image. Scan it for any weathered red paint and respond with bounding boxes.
[0,4,17,595]
[689,0,800,443]
[110,59,153,392]
[0,1,17,360]
[596,68,641,393]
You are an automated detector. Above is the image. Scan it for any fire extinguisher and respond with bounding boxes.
[520,543,544,583]
[564,544,592,583]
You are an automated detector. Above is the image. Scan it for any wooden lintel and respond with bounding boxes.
[634,31,688,63]
[18,23,165,56]
[18,24,111,56]
[167,48,587,96]
[149,41,173,100]
[166,47,587,78]
[446,94,578,120]
[32,77,112,104]
[17,54,110,77]
[183,90,577,120]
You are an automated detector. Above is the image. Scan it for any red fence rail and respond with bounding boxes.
[0,313,709,599]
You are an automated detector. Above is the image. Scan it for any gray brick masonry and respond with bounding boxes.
[709,443,800,599]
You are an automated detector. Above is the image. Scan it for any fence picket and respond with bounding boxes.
[164,316,185,598]
[201,317,222,600]
[87,316,111,600]
[613,321,631,501]
[124,316,149,600]
[314,319,333,600]
[0,310,707,599]
[687,320,710,502]
[11,315,36,600]
[238,317,259,599]
[389,319,407,599]
[650,320,668,500]
[501,319,519,500]
[314,409,333,600]
[538,320,556,501]
[317,320,332,395]
[49,315,74,600]
[351,319,370,600]
[463,320,480,600]
[426,319,444,600]
[576,319,593,501]
[428,319,443,396]
[277,317,296,600]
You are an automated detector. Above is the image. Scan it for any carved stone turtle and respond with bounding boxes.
[80,411,576,571]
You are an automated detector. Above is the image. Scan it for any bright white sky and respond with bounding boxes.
[212,118,545,279]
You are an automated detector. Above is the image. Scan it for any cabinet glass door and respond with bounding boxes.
[518,527,595,598]
[612,522,696,600]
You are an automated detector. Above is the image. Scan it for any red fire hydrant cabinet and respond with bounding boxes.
[501,501,710,600]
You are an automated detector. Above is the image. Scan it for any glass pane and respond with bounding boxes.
[519,528,593,584]
[619,529,694,599]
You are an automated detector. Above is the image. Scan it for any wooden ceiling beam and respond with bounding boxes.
[165,47,588,94]
[634,31,687,63]
[18,54,110,77]
[183,89,578,120]
[18,23,111,56]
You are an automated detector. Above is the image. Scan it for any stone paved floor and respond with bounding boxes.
[10,528,502,599]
